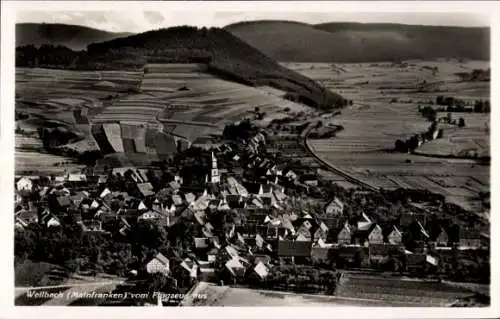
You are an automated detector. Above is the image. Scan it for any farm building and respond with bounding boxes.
[387,226,403,245]
[146,253,170,276]
[335,222,353,245]
[325,197,344,216]
[16,177,33,192]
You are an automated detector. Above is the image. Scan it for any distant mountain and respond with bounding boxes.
[225,20,490,62]
[16,25,345,109]
[85,26,346,109]
[16,23,131,50]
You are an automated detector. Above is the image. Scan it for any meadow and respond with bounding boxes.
[286,60,490,212]
[15,63,312,172]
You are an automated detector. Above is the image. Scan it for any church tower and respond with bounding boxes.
[210,152,220,183]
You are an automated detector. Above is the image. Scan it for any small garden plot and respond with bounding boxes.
[103,123,125,153]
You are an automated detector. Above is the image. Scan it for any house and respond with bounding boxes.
[432,228,449,247]
[387,226,403,245]
[56,196,72,209]
[300,174,318,186]
[100,187,112,199]
[16,177,33,192]
[172,194,184,206]
[194,237,210,250]
[174,175,184,185]
[70,192,88,206]
[325,197,344,216]
[82,220,104,232]
[458,229,483,248]
[67,173,87,184]
[284,169,298,181]
[138,210,163,220]
[252,254,272,267]
[336,222,352,244]
[40,209,61,228]
[15,209,39,228]
[253,261,269,280]
[225,257,247,278]
[184,193,196,204]
[180,257,199,279]
[137,182,155,197]
[207,248,219,263]
[97,175,108,184]
[314,222,329,242]
[367,224,384,245]
[146,253,170,276]
[277,239,312,263]
[296,224,312,242]
[118,217,132,236]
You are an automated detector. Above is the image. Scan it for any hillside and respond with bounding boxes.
[16,23,131,50]
[225,21,490,62]
[17,26,344,109]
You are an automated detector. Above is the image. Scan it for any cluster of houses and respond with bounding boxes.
[14,138,490,287]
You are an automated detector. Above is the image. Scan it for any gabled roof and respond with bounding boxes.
[184,193,196,204]
[318,221,329,233]
[389,225,402,237]
[153,253,169,266]
[225,245,240,258]
[67,174,87,182]
[194,237,210,249]
[138,201,148,211]
[254,261,269,279]
[417,221,430,238]
[137,182,155,197]
[172,194,183,206]
[56,196,71,207]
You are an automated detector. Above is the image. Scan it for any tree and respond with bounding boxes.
[437,129,444,139]
[394,139,408,153]
[458,118,466,128]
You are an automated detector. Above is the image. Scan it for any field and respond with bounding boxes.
[181,278,474,307]
[15,63,313,172]
[285,60,490,212]
[335,273,475,306]
[417,112,489,158]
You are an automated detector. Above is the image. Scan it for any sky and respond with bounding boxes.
[16,10,489,33]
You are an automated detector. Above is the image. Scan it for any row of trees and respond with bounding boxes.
[394,121,443,153]
[434,96,490,113]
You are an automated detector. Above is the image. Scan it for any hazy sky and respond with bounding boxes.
[16,11,489,33]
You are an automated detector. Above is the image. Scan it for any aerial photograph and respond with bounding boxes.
[11,7,490,308]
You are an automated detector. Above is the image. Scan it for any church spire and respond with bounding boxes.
[210,151,220,183]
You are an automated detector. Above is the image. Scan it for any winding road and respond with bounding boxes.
[300,122,379,191]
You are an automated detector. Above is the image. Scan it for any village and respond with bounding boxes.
[14,119,490,306]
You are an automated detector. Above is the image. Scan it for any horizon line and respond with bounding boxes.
[16,19,491,34]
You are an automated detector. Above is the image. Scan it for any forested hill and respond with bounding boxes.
[17,26,346,110]
[16,23,131,50]
[225,21,490,62]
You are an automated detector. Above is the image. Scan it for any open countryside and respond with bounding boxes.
[13,11,490,309]
[287,61,490,212]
